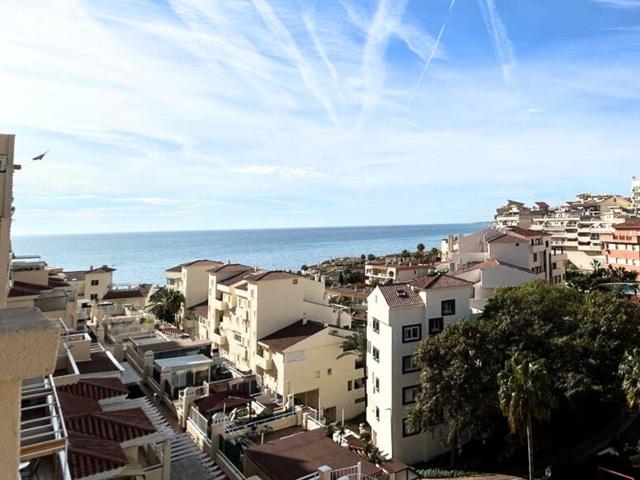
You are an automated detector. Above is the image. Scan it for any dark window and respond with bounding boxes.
[441,299,455,316]
[375,377,380,392]
[375,407,380,421]
[372,347,380,362]
[402,385,420,405]
[429,317,444,335]
[91,279,99,286]
[533,253,538,262]
[402,418,419,437]
[347,380,353,391]
[89,293,98,301]
[402,324,421,343]
[402,355,419,374]
[372,318,380,333]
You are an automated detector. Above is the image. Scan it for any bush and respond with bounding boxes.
[413,466,479,478]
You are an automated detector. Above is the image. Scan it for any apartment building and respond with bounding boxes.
[102,283,153,310]
[366,276,473,464]
[64,265,116,301]
[632,177,640,215]
[0,134,17,309]
[493,192,634,271]
[364,262,435,285]
[602,218,640,279]
[208,266,365,421]
[8,255,77,328]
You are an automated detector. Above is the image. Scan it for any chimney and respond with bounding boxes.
[302,313,307,325]
[89,265,93,270]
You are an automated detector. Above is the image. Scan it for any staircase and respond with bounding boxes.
[170,432,227,480]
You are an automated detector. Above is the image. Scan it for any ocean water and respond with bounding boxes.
[12,223,487,285]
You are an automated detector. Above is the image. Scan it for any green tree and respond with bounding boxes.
[619,348,640,410]
[367,253,376,262]
[146,287,185,325]
[360,254,366,263]
[337,330,367,364]
[417,243,426,253]
[498,353,552,480]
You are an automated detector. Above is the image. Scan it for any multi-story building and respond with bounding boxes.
[493,193,633,271]
[632,177,640,215]
[364,262,435,285]
[208,266,365,421]
[366,276,473,464]
[602,218,640,279]
[0,134,17,309]
[63,264,116,302]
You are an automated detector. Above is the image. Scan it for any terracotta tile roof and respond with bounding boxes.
[506,226,546,237]
[58,392,102,418]
[188,299,209,317]
[452,258,533,275]
[535,201,550,209]
[377,284,423,308]
[614,218,640,230]
[410,273,473,290]
[67,431,127,480]
[166,259,222,272]
[392,263,434,272]
[194,391,252,414]
[57,378,128,401]
[245,429,381,480]
[259,319,325,352]
[246,270,303,282]
[64,265,116,281]
[76,352,120,374]
[218,269,254,286]
[66,408,156,443]
[208,263,253,274]
[103,283,151,300]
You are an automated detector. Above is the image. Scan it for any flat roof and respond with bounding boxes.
[154,354,213,370]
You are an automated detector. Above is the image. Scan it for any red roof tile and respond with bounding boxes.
[194,392,252,414]
[410,273,473,290]
[506,226,546,237]
[452,258,532,275]
[166,259,222,272]
[66,408,156,443]
[67,431,127,480]
[58,392,102,418]
[377,284,423,308]
[208,263,253,274]
[259,320,325,351]
[57,378,128,401]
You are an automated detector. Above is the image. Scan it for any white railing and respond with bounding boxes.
[188,407,209,436]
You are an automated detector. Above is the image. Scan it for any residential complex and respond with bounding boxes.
[492,187,637,270]
[602,218,640,278]
[364,262,436,285]
[63,265,116,302]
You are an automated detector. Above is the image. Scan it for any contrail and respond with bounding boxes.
[406,0,456,108]
[477,0,516,83]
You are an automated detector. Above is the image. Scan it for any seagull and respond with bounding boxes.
[32,151,48,161]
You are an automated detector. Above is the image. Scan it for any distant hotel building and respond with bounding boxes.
[602,218,640,278]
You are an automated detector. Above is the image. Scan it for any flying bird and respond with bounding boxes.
[32,151,48,161]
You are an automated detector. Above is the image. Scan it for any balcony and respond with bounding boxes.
[212,328,228,346]
[255,350,274,370]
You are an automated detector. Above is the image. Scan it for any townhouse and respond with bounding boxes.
[63,264,116,302]
[366,275,474,465]
[208,265,366,421]
[364,262,435,286]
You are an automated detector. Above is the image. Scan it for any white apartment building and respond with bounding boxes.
[366,276,473,465]
[208,265,365,420]
[63,265,116,302]
[632,176,640,215]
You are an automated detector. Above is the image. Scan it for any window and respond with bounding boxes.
[292,279,298,285]
[402,385,420,405]
[402,324,421,343]
[375,407,380,421]
[533,253,538,262]
[372,346,380,362]
[89,293,98,301]
[372,318,380,334]
[347,380,353,391]
[314,370,321,379]
[429,317,444,335]
[327,368,332,376]
[355,397,366,404]
[91,279,99,286]
[375,377,380,393]
[441,299,456,316]
[402,418,419,437]
[402,355,419,374]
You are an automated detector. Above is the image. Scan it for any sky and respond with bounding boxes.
[2,0,640,235]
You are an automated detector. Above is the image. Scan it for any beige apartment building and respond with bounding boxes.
[64,264,116,302]
[366,276,473,465]
[208,265,365,420]
[0,134,17,309]
[364,262,435,285]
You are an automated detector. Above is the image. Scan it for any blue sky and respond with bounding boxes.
[2,0,640,235]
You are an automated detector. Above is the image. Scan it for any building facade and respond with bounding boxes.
[602,218,640,279]
[366,276,473,464]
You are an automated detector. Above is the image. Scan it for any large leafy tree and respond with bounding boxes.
[146,287,185,325]
[498,353,553,480]
[619,348,640,410]
[410,280,640,467]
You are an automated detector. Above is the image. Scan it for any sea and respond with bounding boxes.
[12,223,488,285]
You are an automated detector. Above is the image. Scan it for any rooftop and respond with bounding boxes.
[57,378,128,401]
[194,391,252,415]
[246,270,303,282]
[154,353,213,371]
[245,428,381,480]
[64,265,116,281]
[410,273,473,290]
[259,319,325,352]
[165,259,223,273]
[452,258,533,275]
[103,283,152,300]
[208,263,253,274]
[377,284,423,308]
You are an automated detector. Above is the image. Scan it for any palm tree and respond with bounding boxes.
[498,353,552,480]
[146,287,185,325]
[619,348,640,410]
[337,330,366,365]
